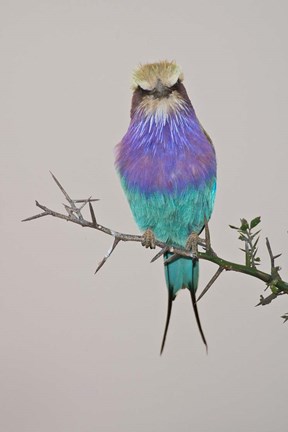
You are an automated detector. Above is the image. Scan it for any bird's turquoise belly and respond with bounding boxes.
[122,178,216,246]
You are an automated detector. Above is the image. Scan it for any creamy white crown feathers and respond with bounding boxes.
[132,61,184,91]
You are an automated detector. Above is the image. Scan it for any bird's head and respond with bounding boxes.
[130,61,192,120]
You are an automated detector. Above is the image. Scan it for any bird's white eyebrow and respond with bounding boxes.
[132,61,183,91]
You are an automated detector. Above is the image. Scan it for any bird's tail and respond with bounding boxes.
[160,253,207,354]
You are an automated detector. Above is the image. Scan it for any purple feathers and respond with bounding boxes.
[116,105,216,194]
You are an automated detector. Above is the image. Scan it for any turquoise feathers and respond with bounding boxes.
[120,178,216,246]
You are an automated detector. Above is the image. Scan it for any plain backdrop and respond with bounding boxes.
[1,1,288,431]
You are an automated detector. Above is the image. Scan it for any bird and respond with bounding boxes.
[115,61,217,354]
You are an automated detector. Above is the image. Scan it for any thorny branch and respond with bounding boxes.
[22,173,288,319]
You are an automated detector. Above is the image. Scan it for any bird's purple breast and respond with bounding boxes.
[116,109,216,194]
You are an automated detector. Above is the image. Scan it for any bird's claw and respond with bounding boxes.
[141,228,156,249]
[186,232,199,258]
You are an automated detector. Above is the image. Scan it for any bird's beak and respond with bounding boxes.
[153,79,171,98]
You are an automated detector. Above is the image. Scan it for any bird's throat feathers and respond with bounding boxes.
[133,91,190,127]
[126,92,207,155]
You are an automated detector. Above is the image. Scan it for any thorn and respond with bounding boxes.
[197,267,224,302]
[73,197,99,212]
[73,198,99,203]
[89,201,97,226]
[35,200,46,211]
[256,293,278,306]
[22,212,49,222]
[49,171,74,206]
[77,197,92,211]
[94,238,120,274]
[151,246,169,263]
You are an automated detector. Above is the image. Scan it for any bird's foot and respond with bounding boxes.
[186,232,199,258]
[142,228,156,249]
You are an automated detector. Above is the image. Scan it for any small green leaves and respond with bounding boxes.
[281,313,288,323]
[240,218,249,231]
[229,217,261,268]
[250,216,261,229]
[229,216,261,231]
[229,225,239,230]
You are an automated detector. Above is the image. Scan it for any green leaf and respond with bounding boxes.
[229,225,239,230]
[250,216,261,229]
[240,218,249,231]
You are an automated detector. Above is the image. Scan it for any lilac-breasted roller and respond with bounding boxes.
[115,61,216,353]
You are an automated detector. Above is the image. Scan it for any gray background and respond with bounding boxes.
[1,1,288,431]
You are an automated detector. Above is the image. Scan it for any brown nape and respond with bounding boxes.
[176,82,193,107]
[130,81,193,119]
[130,87,145,118]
